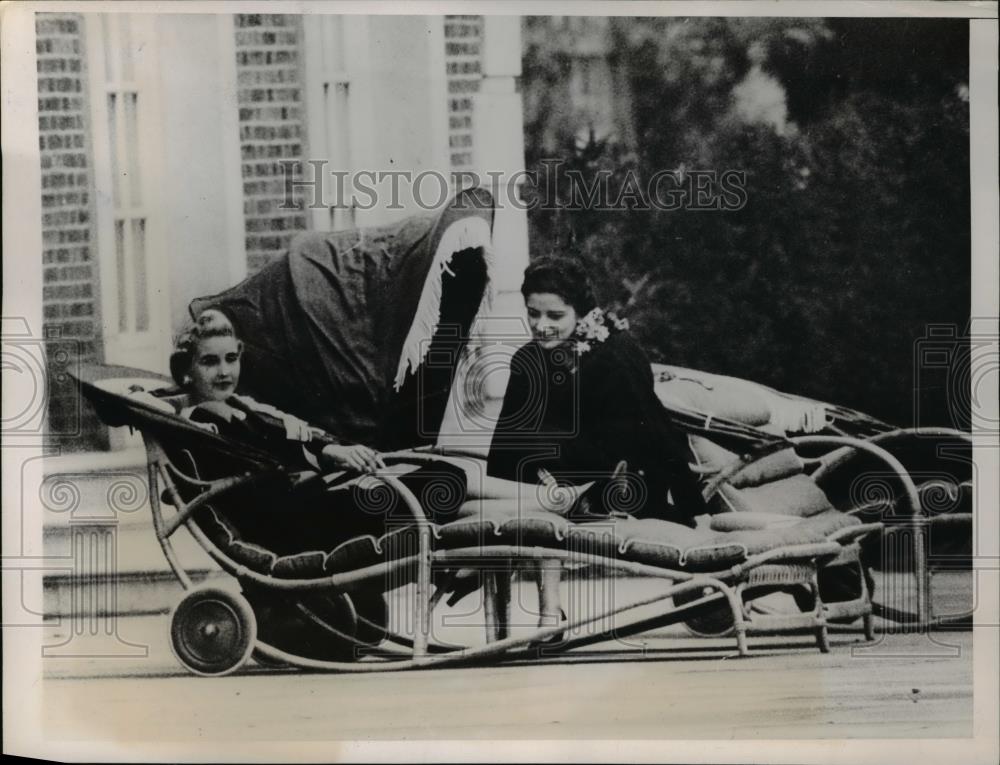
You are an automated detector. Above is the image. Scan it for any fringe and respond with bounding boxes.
[393,216,495,391]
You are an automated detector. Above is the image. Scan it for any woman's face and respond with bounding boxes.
[526,292,578,349]
[189,335,242,403]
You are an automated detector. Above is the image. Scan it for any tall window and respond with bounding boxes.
[303,14,355,231]
[86,14,166,373]
[320,16,353,231]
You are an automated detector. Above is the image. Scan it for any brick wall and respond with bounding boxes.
[36,13,106,450]
[444,15,482,181]
[234,13,310,274]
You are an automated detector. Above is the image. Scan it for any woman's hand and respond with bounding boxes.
[320,444,386,474]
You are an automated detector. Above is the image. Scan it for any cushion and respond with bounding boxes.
[710,512,803,532]
[619,518,741,570]
[711,508,861,538]
[200,502,850,580]
[689,439,804,489]
[796,508,862,538]
[197,507,239,549]
[273,550,327,578]
[227,540,278,572]
[496,512,570,547]
[655,376,772,427]
[688,435,741,473]
[729,449,805,489]
[705,525,826,558]
[435,508,571,550]
[716,475,833,518]
[324,535,384,575]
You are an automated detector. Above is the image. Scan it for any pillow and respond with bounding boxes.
[709,512,803,532]
[688,440,804,489]
[655,376,772,427]
[716,475,833,518]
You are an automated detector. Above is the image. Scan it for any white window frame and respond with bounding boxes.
[303,15,374,232]
[86,13,170,376]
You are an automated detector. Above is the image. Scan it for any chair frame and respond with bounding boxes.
[144,433,881,674]
[695,427,973,629]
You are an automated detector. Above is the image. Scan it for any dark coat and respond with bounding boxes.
[186,395,337,471]
[185,396,468,554]
[487,332,706,525]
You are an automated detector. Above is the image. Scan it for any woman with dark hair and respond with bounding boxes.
[487,256,707,526]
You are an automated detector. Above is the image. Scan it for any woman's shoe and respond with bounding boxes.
[565,460,631,521]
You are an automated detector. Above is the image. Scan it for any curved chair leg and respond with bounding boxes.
[495,565,512,641]
[815,624,831,653]
[483,572,498,643]
[858,555,876,642]
[716,581,749,656]
[537,559,563,629]
[810,571,831,653]
[863,612,876,642]
[483,567,512,643]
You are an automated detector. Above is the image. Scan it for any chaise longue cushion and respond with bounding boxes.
[194,501,859,580]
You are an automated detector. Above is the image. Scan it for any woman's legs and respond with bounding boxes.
[429,455,591,514]
[373,452,593,516]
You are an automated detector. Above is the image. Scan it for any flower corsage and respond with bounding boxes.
[573,307,629,355]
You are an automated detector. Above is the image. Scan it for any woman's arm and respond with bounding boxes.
[196,397,385,474]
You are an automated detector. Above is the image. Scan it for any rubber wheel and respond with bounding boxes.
[674,588,736,638]
[170,587,257,677]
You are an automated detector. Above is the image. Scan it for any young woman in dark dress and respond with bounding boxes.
[487,256,707,526]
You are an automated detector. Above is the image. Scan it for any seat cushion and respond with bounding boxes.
[618,518,746,570]
[200,505,849,579]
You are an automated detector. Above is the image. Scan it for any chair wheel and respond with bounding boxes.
[170,587,257,676]
[674,588,735,637]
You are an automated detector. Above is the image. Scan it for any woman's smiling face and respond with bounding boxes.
[189,334,242,403]
[526,292,578,349]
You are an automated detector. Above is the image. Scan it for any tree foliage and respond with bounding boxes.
[523,17,970,427]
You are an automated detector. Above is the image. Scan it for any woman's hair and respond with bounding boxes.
[169,309,238,387]
[520,256,598,315]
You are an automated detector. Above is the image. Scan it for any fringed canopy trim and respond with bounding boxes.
[393,216,495,391]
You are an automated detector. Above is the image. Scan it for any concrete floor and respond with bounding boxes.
[37,577,974,744]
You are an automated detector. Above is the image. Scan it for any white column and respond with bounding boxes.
[473,16,530,399]
[158,15,243,328]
